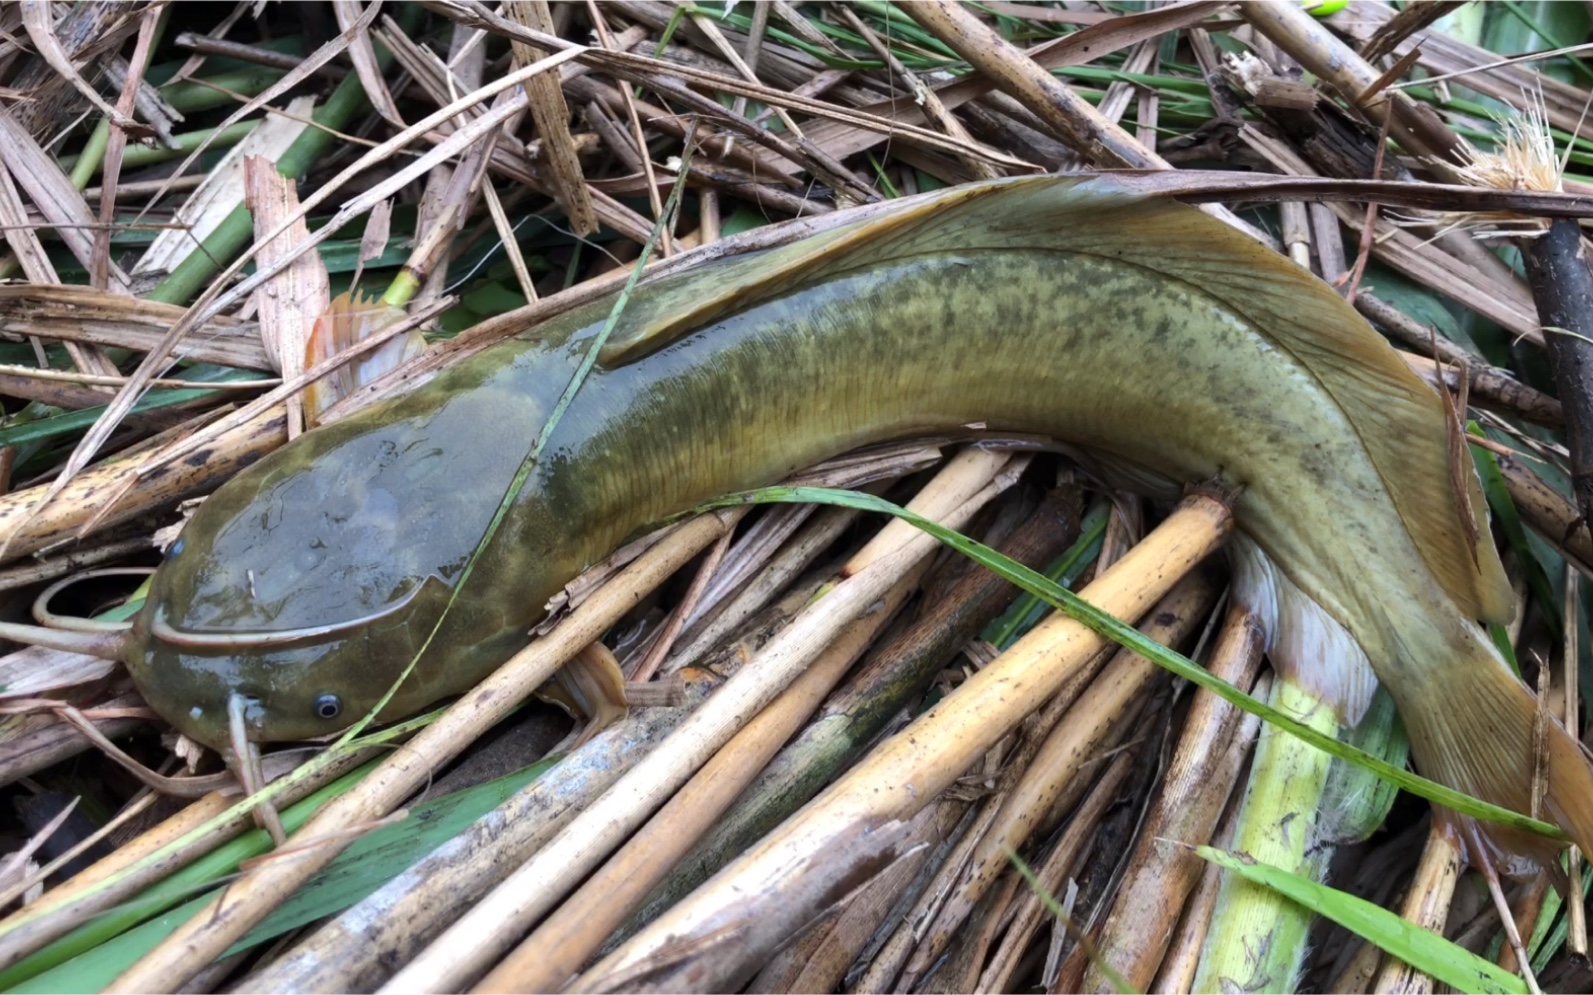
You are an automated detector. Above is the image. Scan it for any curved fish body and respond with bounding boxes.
[128,177,1593,860]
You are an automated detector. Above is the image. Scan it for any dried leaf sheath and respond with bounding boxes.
[301,292,420,428]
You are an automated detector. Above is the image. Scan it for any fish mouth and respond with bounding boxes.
[148,575,450,653]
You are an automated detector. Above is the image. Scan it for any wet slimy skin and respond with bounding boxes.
[122,177,1593,863]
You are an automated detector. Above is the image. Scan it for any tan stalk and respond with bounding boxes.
[571,492,1234,992]
[385,448,1024,992]
[504,0,595,237]
[1497,452,1593,578]
[1149,673,1273,994]
[898,570,1222,988]
[1082,603,1268,992]
[1371,822,1466,994]
[485,558,925,991]
[749,805,941,993]
[238,665,733,993]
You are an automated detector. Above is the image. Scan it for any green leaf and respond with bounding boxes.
[1194,846,1527,995]
[5,757,557,994]
[0,368,272,448]
[702,486,1566,841]
[981,502,1107,649]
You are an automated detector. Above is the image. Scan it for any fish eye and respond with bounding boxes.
[313,694,342,720]
[166,538,184,560]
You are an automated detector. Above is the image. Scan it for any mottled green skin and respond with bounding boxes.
[128,243,1420,749]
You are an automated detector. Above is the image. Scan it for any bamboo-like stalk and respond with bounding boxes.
[904,0,1165,170]
[1334,938,1387,995]
[617,492,1082,938]
[1237,0,1470,177]
[0,408,284,560]
[485,561,924,992]
[1496,451,1593,577]
[570,492,1234,993]
[981,687,1229,993]
[1192,677,1340,992]
[237,666,728,993]
[749,803,940,994]
[930,751,1146,993]
[1150,676,1270,995]
[899,570,1222,988]
[845,794,987,994]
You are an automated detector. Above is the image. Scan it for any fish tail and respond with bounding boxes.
[1395,623,1593,870]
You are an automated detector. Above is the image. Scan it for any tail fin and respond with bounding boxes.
[1394,625,1593,872]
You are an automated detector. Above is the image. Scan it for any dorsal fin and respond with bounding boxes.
[598,184,998,367]
[602,176,1512,622]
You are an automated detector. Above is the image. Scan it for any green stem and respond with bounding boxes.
[1194,677,1339,994]
[61,120,260,176]
[146,37,399,306]
[0,763,376,989]
[158,67,286,114]
[69,120,111,189]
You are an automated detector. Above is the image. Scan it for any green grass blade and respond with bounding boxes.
[5,757,557,994]
[1006,849,1137,995]
[702,485,1566,841]
[1194,846,1527,995]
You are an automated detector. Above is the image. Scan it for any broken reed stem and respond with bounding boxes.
[750,803,940,994]
[1400,352,1564,430]
[1193,676,1340,993]
[904,0,1163,170]
[573,492,1235,993]
[977,750,1139,995]
[0,409,284,559]
[1371,821,1465,994]
[486,563,925,992]
[1495,451,1593,578]
[1237,0,1470,179]
[387,448,1022,993]
[103,512,736,993]
[898,570,1222,989]
[1083,602,1267,992]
